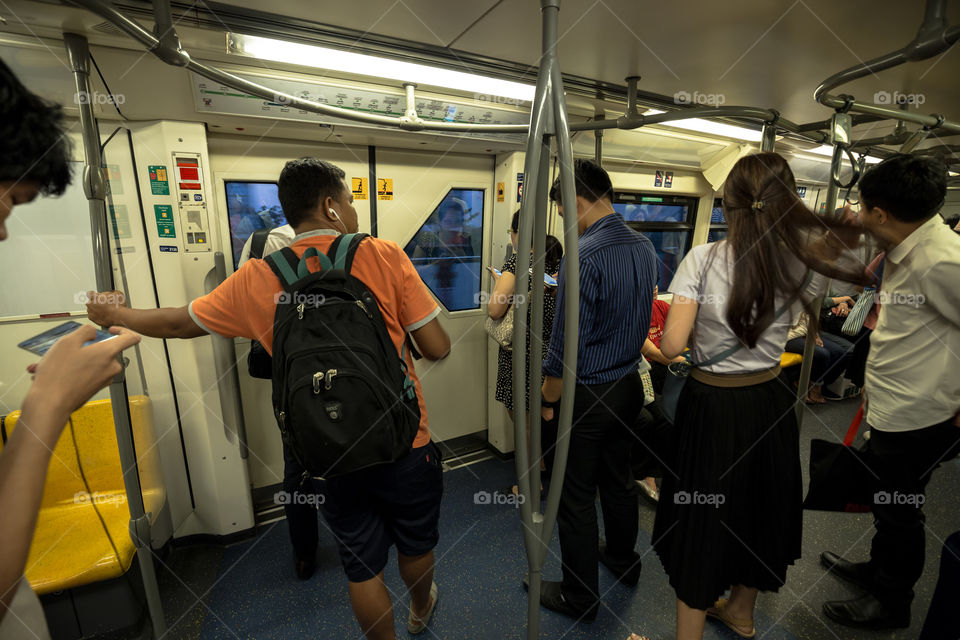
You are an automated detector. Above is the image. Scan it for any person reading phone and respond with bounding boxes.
[0,58,142,639]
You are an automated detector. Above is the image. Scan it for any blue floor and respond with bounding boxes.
[151,399,959,639]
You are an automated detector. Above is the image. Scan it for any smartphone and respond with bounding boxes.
[489,267,503,277]
[528,268,558,287]
[18,321,117,357]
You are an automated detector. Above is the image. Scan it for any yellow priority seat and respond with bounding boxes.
[1,396,165,595]
[780,352,803,368]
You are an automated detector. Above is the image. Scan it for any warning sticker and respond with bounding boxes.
[654,170,663,187]
[377,178,393,200]
[497,182,505,202]
[149,165,169,196]
[352,177,368,200]
[664,171,674,188]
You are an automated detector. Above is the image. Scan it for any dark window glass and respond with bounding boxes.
[708,197,727,244]
[613,202,688,223]
[404,189,485,311]
[636,230,691,291]
[224,181,286,269]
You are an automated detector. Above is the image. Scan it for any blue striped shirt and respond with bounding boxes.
[543,214,658,385]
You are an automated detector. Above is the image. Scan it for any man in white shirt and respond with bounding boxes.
[236,223,294,265]
[821,154,960,630]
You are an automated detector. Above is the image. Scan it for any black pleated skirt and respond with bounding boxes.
[652,374,803,610]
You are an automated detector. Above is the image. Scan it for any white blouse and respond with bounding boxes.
[669,241,824,374]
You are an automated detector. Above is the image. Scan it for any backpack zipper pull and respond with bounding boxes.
[278,411,287,432]
[313,371,324,394]
[355,299,370,317]
[325,369,338,390]
[297,303,305,320]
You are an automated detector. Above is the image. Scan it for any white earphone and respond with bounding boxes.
[329,208,347,234]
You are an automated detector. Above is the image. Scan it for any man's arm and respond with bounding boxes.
[0,327,140,622]
[410,318,450,361]
[87,291,206,339]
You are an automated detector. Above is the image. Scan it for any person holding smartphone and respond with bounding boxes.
[488,211,562,495]
[0,59,142,638]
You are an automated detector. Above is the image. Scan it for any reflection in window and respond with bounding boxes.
[637,230,690,292]
[224,181,286,269]
[615,203,688,223]
[707,198,727,244]
[404,189,484,311]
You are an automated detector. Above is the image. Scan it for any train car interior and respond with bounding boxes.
[0,0,958,638]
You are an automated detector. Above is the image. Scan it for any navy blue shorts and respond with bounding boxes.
[320,442,443,582]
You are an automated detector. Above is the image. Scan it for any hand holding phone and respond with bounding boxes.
[18,321,117,357]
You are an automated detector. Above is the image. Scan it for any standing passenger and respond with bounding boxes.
[653,152,866,640]
[820,154,960,630]
[537,159,658,621]
[87,158,451,640]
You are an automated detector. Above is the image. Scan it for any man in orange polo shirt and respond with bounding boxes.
[87,157,450,640]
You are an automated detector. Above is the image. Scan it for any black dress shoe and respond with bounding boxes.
[521,577,597,622]
[820,551,874,591]
[598,541,641,587]
[823,593,910,629]
[295,555,316,580]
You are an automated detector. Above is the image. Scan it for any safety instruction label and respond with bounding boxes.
[352,177,368,200]
[148,165,169,195]
[517,173,524,202]
[664,171,674,188]
[497,182,505,202]
[655,170,664,187]
[105,164,123,196]
[377,178,393,200]
[154,204,176,238]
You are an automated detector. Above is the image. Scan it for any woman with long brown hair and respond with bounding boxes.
[652,152,867,639]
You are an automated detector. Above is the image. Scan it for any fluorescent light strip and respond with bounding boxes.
[642,108,763,143]
[228,33,535,102]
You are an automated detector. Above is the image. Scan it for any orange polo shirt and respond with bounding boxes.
[189,229,439,447]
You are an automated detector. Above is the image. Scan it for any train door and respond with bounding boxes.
[374,148,495,444]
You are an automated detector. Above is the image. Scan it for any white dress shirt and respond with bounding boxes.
[236,224,295,267]
[865,215,960,432]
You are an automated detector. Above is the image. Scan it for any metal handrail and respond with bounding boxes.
[813,0,960,135]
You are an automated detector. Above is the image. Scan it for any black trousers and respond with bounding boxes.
[282,440,321,561]
[919,530,960,640]
[867,418,960,607]
[558,373,645,610]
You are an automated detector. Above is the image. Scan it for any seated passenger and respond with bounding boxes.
[0,59,141,640]
[87,157,451,640]
[784,312,854,402]
[641,285,684,394]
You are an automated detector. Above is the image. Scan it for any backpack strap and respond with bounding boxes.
[265,247,302,291]
[296,247,334,278]
[326,233,368,272]
[249,227,273,260]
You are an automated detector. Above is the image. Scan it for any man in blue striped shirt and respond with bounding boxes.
[539,159,658,621]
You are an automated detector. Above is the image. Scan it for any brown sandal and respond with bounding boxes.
[706,598,756,638]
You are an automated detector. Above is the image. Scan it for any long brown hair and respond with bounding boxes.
[721,152,869,347]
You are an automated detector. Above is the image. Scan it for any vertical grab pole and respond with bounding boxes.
[795,112,850,425]
[64,33,167,639]
[539,0,579,602]
[761,121,777,152]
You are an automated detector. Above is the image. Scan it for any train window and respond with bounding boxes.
[708,197,727,243]
[403,189,485,312]
[613,192,698,291]
[224,180,286,269]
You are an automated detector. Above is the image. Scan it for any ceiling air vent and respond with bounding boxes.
[92,20,123,35]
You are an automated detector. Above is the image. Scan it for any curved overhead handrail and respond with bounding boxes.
[813,0,960,134]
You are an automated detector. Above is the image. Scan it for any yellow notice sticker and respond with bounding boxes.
[377,178,394,200]
[351,177,368,200]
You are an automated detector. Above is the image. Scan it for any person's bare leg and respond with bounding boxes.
[348,572,396,640]
[677,598,707,640]
[398,550,435,618]
[724,584,758,628]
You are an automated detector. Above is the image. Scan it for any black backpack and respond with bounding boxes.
[264,233,421,478]
[247,227,275,379]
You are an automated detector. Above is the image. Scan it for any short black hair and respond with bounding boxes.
[859,154,946,223]
[510,209,520,233]
[277,157,347,227]
[0,58,71,195]
[549,158,613,204]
